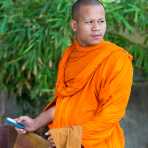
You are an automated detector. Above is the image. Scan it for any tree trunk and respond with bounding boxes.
[0,91,8,116]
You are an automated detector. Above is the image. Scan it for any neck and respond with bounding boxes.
[75,39,103,48]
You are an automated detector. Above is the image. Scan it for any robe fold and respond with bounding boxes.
[46,40,133,148]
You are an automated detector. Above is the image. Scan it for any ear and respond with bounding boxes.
[70,19,77,32]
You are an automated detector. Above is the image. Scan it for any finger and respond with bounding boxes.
[16,128,26,133]
[14,116,27,123]
[48,139,56,148]
[46,130,56,146]
[51,144,56,148]
[48,135,54,142]
[51,142,56,148]
[48,137,56,146]
[48,142,56,148]
[15,128,27,134]
[48,136,54,141]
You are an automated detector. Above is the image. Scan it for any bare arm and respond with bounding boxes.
[34,105,55,130]
[15,105,56,133]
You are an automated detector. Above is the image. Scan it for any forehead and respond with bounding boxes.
[78,5,105,20]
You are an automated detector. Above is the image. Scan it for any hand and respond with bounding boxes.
[45,131,56,148]
[15,116,37,134]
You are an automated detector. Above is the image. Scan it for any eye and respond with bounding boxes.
[97,20,105,23]
[85,20,93,24]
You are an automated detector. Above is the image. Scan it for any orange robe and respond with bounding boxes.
[46,40,133,148]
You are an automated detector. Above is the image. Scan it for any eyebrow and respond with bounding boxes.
[83,18,105,21]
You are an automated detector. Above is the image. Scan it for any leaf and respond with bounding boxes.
[0,16,8,34]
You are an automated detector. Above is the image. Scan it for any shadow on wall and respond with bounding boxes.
[122,84,148,148]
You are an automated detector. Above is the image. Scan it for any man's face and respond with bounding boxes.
[71,5,106,46]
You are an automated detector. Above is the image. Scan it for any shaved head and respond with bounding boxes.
[72,0,104,20]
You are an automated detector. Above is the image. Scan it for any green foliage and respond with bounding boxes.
[104,0,148,81]
[0,0,72,104]
[0,0,73,114]
[0,0,147,114]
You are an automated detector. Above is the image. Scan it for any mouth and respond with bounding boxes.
[91,34,103,40]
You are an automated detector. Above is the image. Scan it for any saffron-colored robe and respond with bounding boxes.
[46,40,133,148]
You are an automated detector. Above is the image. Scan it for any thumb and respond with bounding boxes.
[15,116,29,123]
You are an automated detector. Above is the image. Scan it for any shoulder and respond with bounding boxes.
[104,41,133,64]
[100,41,133,77]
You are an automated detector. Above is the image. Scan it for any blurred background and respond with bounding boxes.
[0,0,148,147]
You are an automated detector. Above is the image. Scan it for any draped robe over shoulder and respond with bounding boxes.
[46,40,133,148]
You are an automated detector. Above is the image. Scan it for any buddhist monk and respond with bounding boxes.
[15,0,133,147]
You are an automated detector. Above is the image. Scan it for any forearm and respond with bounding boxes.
[34,105,55,130]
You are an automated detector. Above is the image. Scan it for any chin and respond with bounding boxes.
[89,40,101,45]
[80,39,102,46]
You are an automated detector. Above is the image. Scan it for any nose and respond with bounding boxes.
[91,21,100,31]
